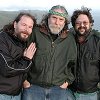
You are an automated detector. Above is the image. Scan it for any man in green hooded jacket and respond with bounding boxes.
[22,5,77,100]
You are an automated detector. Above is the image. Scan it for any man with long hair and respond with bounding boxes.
[0,12,36,100]
[22,5,77,100]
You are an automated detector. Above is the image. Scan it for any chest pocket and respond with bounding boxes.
[85,51,97,60]
[84,42,98,65]
[85,37,99,61]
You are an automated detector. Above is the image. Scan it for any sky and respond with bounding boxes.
[0,0,100,12]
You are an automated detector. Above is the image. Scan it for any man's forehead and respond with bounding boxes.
[76,14,89,21]
[53,9,65,13]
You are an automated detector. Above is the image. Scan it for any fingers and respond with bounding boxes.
[28,42,37,55]
[23,80,31,88]
[23,42,36,59]
[27,42,36,51]
[60,82,68,89]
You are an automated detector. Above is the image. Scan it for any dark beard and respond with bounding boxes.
[75,26,90,36]
[75,28,91,44]
[18,35,27,42]
[17,31,29,42]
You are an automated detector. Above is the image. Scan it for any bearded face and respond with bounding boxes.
[14,15,34,42]
[75,14,92,36]
[48,12,65,35]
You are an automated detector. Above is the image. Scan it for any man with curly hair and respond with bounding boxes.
[70,7,100,100]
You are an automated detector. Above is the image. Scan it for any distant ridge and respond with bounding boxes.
[0,10,47,29]
[0,10,100,32]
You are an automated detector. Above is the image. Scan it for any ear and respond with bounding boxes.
[14,21,17,29]
[90,23,93,26]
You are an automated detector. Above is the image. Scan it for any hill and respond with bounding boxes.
[92,10,100,31]
[0,10,47,29]
[0,10,100,32]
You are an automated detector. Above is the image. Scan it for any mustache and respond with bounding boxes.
[78,26,87,30]
[50,24,60,28]
[20,30,29,35]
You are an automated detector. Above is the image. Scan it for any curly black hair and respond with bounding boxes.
[71,7,94,27]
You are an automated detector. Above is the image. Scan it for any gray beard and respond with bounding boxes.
[51,32,59,35]
[49,27,61,35]
[48,24,64,35]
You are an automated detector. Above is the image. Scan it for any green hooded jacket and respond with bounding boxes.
[27,26,77,86]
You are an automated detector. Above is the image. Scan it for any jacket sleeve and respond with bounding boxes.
[27,27,36,46]
[66,59,77,85]
[65,33,77,85]
[0,37,32,77]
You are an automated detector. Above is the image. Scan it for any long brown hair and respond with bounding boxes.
[2,12,37,34]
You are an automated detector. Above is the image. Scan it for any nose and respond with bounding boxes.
[55,19,59,25]
[25,26,29,32]
[80,22,84,27]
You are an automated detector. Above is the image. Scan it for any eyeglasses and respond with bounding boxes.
[75,21,89,26]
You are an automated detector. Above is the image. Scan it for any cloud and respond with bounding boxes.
[0,0,99,11]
